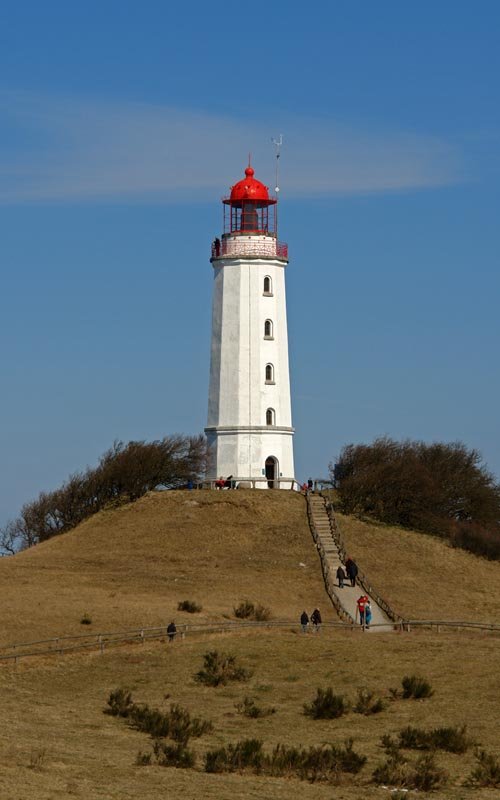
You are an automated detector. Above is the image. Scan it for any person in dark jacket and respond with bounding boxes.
[345,557,358,587]
[300,610,309,633]
[311,607,322,632]
[336,565,346,588]
[167,621,177,642]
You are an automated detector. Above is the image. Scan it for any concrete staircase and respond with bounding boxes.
[308,494,393,632]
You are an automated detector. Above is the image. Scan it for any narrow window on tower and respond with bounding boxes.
[264,319,273,339]
[263,276,273,295]
[266,408,275,426]
[265,364,275,384]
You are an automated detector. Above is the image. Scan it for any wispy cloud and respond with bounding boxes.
[0,91,461,203]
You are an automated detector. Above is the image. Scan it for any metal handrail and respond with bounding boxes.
[196,478,301,491]
[321,495,403,624]
[306,494,355,625]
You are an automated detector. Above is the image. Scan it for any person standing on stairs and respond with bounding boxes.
[336,565,346,588]
[365,601,372,630]
[345,557,358,587]
[356,595,368,629]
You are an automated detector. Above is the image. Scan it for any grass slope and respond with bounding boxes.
[337,513,500,622]
[1,629,500,799]
[2,492,500,798]
[0,490,330,646]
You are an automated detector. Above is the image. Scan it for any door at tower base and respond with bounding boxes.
[205,428,295,489]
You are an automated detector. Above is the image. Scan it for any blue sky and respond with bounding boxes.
[1,1,499,526]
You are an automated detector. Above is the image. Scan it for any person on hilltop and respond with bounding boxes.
[311,607,322,632]
[307,478,314,494]
[300,610,309,633]
[345,557,358,587]
[336,565,346,588]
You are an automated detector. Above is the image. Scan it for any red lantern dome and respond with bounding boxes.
[223,164,277,236]
[229,166,272,204]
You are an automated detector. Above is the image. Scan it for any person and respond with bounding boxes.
[311,607,322,632]
[345,557,358,587]
[223,475,233,489]
[215,476,225,490]
[301,482,308,494]
[213,237,221,256]
[167,621,177,642]
[300,610,309,633]
[336,565,346,588]
[365,601,372,630]
[307,478,313,493]
[356,595,368,628]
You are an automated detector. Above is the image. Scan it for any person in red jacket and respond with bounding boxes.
[356,595,369,628]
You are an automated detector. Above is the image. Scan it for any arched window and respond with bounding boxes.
[263,276,273,295]
[264,319,273,339]
[265,364,274,384]
[266,408,275,426]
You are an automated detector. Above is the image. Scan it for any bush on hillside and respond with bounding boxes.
[303,688,348,719]
[204,738,366,781]
[1,434,206,553]
[177,600,202,613]
[401,675,434,699]
[373,746,448,791]
[235,696,276,718]
[104,690,212,744]
[194,651,253,687]
[233,601,272,621]
[330,437,500,557]
[398,724,471,753]
[466,748,500,787]
[353,688,386,715]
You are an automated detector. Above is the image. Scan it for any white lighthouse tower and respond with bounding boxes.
[205,164,295,488]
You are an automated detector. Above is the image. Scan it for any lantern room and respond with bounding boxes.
[222,166,277,236]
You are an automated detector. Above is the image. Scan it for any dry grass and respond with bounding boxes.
[1,628,500,799]
[0,490,329,646]
[2,491,500,798]
[337,513,500,622]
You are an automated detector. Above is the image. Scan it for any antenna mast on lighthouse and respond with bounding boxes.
[271,134,283,193]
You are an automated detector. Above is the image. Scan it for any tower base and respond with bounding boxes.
[205,426,296,489]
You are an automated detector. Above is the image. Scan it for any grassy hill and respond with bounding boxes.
[0,490,331,646]
[1,490,500,800]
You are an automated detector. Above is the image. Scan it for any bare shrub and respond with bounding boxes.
[195,651,253,687]
[153,741,195,769]
[233,600,272,621]
[353,688,386,715]
[177,600,202,613]
[234,600,255,619]
[401,675,434,699]
[303,688,347,719]
[235,697,276,718]
[204,738,366,782]
[466,748,500,787]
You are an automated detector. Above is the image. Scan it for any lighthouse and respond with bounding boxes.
[205,164,295,488]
